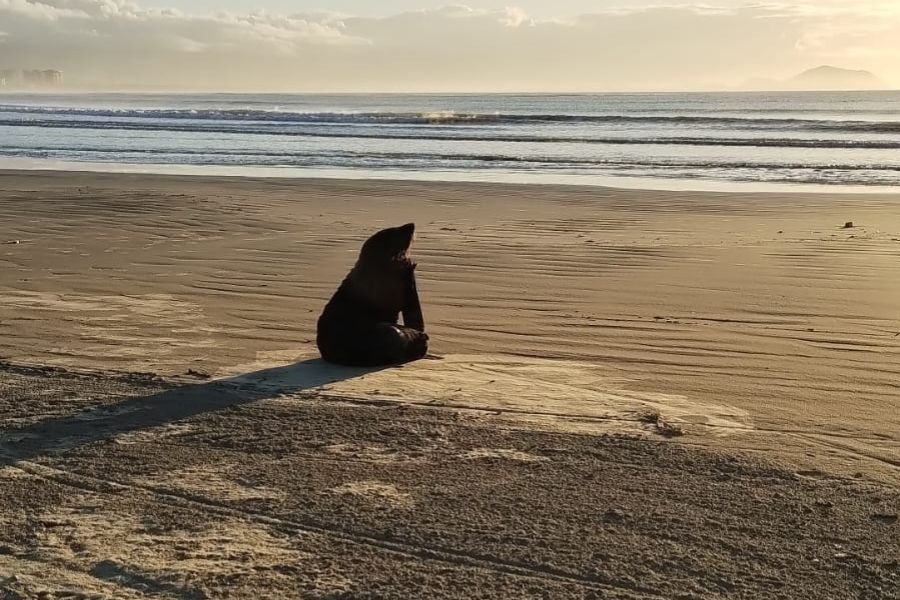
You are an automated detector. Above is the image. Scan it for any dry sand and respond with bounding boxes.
[0,170,898,598]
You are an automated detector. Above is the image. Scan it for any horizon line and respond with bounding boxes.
[1,87,898,95]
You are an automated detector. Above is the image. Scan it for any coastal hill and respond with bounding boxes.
[789,65,885,90]
[742,65,887,91]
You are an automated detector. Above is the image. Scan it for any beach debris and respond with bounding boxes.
[842,221,854,228]
[871,513,898,525]
[639,410,662,424]
[3,240,20,245]
[655,421,683,438]
[186,368,211,379]
[602,508,627,523]
[638,410,684,438]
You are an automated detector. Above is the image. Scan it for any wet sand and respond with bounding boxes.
[0,170,898,597]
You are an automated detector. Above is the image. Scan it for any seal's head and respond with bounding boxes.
[358,223,415,266]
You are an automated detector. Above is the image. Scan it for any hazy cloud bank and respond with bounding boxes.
[1,0,897,90]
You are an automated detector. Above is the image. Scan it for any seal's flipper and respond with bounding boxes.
[319,323,428,367]
[402,268,425,332]
[397,325,429,361]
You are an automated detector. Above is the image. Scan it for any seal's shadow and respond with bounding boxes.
[220,358,385,393]
[1,358,386,467]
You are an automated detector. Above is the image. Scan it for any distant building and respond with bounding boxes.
[0,69,63,89]
[43,70,63,86]
[0,69,20,89]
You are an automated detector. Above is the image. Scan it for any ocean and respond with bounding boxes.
[1,91,899,191]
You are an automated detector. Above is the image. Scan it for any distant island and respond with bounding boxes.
[789,66,885,90]
[742,65,887,91]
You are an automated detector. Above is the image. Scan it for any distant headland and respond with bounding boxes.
[742,65,887,91]
[0,69,64,90]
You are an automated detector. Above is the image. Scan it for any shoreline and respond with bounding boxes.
[4,163,900,195]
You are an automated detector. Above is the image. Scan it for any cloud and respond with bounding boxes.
[0,1,897,90]
[0,0,88,20]
[499,7,533,27]
[2,0,362,50]
[0,0,365,87]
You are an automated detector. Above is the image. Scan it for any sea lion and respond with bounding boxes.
[317,222,428,366]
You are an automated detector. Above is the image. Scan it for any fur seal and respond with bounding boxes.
[317,222,428,366]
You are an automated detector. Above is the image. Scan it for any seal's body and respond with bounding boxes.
[317,223,428,366]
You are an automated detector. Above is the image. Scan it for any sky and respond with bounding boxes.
[1,0,898,91]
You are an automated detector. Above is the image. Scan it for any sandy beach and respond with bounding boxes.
[1,170,898,598]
